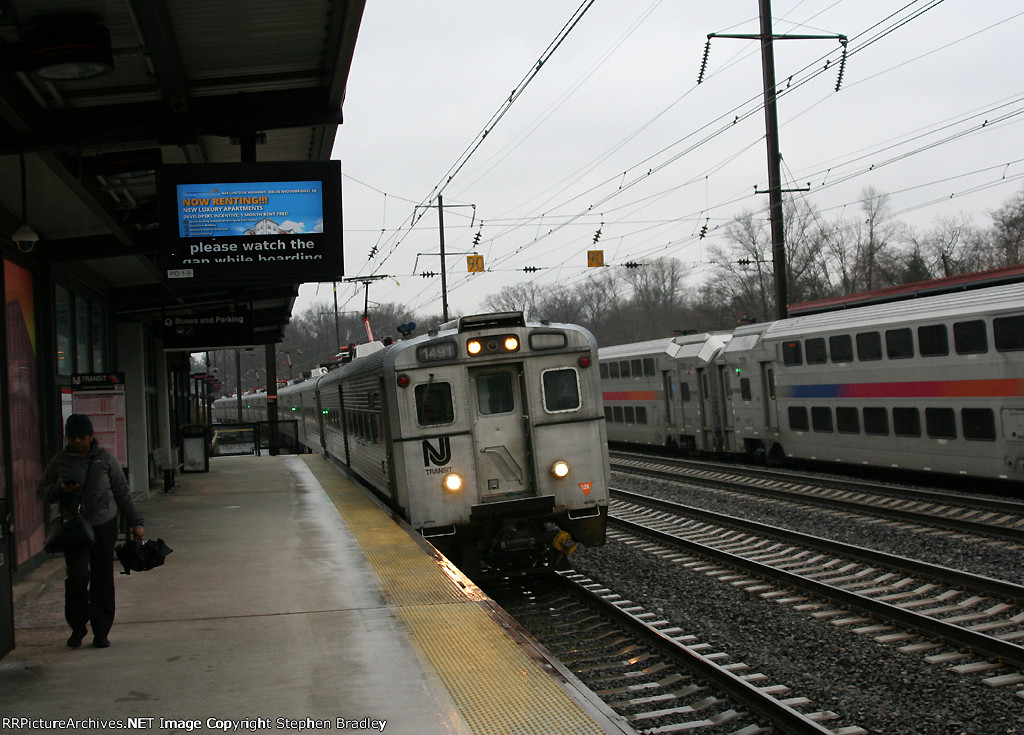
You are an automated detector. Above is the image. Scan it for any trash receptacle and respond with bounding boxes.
[182,424,210,472]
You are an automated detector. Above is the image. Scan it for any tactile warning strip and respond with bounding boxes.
[302,455,607,735]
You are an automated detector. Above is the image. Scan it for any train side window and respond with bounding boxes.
[836,407,860,434]
[811,406,833,432]
[994,315,1024,351]
[702,373,710,400]
[542,368,581,413]
[631,359,642,377]
[782,340,802,366]
[893,407,921,437]
[925,408,956,439]
[885,328,914,359]
[829,335,853,363]
[604,406,612,422]
[918,324,948,357]
[788,406,809,432]
[856,332,882,361]
[620,361,631,378]
[954,320,988,354]
[962,408,996,441]
[415,382,455,426]
[680,382,691,402]
[636,407,648,424]
[863,407,889,435]
[476,373,514,415]
[739,378,751,401]
[805,338,827,365]
[609,362,620,379]
[613,406,623,423]
[643,358,655,376]
[767,368,776,401]
[600,363,609,380]
[624,406,636,423]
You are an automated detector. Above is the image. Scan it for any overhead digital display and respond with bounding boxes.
[158,161,343,284]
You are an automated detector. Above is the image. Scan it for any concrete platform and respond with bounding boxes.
[1,454,627,735]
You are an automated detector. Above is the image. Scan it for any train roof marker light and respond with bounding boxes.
[467,339,483,356]
[396,373,411,388]
[504,336,519,352]
[578,354,592,368]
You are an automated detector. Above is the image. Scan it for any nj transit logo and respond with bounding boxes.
[422,437,452,467]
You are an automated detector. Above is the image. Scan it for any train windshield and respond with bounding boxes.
[542,368,581,413]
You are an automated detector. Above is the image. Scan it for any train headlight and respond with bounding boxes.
[551,460,570,478]
[504,336,519,351]
[467,340,482,355]
[443,473,463,492]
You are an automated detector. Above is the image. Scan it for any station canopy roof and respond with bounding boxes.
[0,0,365,345]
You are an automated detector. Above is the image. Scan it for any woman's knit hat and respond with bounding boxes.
[66,413,94,437]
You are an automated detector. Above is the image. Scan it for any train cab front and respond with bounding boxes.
[399,311,610,577]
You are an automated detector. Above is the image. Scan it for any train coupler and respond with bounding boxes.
[549,530,578,557]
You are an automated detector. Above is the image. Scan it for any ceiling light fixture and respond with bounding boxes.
[24,20,114,81]
[13,153,38,253]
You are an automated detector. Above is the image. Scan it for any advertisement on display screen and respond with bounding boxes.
[157,161,343,284]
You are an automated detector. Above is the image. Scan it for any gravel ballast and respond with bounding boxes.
[568,473,1024,735]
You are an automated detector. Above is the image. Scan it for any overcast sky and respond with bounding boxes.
[296,1,1024,327]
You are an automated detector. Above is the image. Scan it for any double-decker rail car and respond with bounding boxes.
[243,312,610,574]
[600,332,731,453]
[602,283,1024,485]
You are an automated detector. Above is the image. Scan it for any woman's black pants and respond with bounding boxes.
[63,517,118,638]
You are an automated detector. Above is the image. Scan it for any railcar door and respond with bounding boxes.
[762,364,779,431]
[469,365,534,500]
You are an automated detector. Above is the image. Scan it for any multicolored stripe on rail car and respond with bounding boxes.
[784,378,1024,399]
[602,390,661,402]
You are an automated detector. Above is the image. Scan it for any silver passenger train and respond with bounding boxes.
[600,283,1024,485]
[214,312,610,574]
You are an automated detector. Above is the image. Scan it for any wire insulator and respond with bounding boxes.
[834,46,848,92]
[697,38,711,84]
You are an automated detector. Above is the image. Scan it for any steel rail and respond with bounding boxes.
[554,571,842,735]
[609,450,1024,515]
[611,488,1024,604]
[606,502,1024,670]
[610,458,1024,543]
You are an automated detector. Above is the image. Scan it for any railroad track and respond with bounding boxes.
[486,572,867,735]
[609,488,1024,686]
[610,452,1024,544]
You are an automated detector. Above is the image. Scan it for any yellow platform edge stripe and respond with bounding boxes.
[301,455,607,735]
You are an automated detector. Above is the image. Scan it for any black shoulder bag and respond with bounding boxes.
[44,495,95,553]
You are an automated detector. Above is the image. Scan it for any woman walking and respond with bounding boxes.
[37,414,145,648]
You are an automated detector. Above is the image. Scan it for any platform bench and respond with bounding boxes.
[151,448,183,493]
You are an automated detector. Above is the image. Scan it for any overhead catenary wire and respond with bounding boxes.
[338,3,1021,320]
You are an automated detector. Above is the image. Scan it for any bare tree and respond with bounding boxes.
[905,214,987,279]
[482,282,545,318]
[703,210,775,321]
[852,188,904,290]
[988,189,1024,267]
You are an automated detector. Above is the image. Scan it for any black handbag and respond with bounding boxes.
[44,502,95,553]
